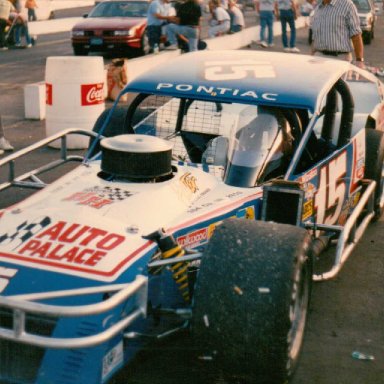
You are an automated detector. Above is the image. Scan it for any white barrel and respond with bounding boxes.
[45,56,105,149]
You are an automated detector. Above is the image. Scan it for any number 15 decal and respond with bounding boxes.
[314,151,347,225]
[204,60,276,81]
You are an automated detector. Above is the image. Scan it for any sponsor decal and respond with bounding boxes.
[63,186,135,209]
[0,218,149,281]
[179,172,199,193]
[156,82,278,101]
[81,83,104,106]
[15,221,125,267]
[102,341,123,381]
[46,83,52,105]
[302,200,313,221]
[178,228,208,248]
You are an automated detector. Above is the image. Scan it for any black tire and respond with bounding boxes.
[364,129,384,220]
[73,46,88,56]
[88,107,130,157]
[140,31,151,56]
[192,219,312,384]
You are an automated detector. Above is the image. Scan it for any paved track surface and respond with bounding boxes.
[0,8,383,384]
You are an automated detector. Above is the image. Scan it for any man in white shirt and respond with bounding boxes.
[208,0,231,37]
[256,0,277,47]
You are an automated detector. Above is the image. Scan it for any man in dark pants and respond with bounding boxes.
[146,0,174,53]
[311,0,364,66]
[166,0,202,52]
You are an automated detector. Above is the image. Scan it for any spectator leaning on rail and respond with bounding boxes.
[275,0,300,52]
[310,0,364,66]
[0,0,11,49]
[208,0,231,38]
[165,0,202,52]
[255,0,277,48]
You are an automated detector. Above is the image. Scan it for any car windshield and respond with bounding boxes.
[352,0,372,11]
[224,106,292,187]
[89,1,148,18]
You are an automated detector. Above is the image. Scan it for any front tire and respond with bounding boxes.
[365,129,384,220]
[192,219,312,384]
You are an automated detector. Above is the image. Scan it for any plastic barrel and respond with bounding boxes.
[45,56,105,149]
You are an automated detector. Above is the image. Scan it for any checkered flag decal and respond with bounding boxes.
[0,216,51,249]
[85,186,134,201]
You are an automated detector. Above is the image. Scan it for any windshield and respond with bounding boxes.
[224,106,292,187]
[89,1,148,17]
[352,0,372,11]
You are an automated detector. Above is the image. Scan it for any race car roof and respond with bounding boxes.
[123,50,352,113]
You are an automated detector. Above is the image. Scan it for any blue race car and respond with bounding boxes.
[0,50,383,384]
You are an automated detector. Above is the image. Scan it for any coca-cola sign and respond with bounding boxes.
[81,83,104,106]
[46,83,52,105]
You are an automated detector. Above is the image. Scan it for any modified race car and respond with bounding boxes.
[0,50,384,384]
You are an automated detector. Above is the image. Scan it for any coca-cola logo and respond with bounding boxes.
[81,83,104,106]
[46,83,52,105]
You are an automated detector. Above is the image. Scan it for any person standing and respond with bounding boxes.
[276,0,300,52]
[147,0,173,53]
[12,0,33,47]
[0,0,11,49]
[208,0,230,38]
[25,0,37,22]
[311,0,364,65]
[228,0,245,33]
[256,0,276,48]
[166,0,202,52]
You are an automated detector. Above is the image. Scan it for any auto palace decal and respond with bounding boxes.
[63,186,135,209]
[0,219,149,280]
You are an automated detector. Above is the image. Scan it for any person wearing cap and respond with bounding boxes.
[311,0,364,66]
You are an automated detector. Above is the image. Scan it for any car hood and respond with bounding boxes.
[0,161,260,293]
[72,17,146,30]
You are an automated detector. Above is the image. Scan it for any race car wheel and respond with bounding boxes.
[88,107,130,157]
[192,218,313,384]
[365,129,384,220]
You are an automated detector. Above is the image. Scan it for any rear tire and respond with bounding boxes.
[365,129,384,220]
[192,219,312,384]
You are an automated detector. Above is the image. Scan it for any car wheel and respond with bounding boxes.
[192,218,312,384]
[365,129,384,220]
[73,46,88,56]
[140,31,151,56]
[88,107,130,157]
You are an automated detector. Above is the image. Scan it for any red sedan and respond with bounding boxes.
[71,0,150,56]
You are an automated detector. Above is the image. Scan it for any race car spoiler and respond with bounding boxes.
[0,275,148,349]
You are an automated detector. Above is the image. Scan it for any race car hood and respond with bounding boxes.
[72,17,146,30]
[0,161,259,292]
